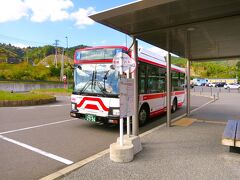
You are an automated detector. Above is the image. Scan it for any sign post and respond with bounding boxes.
[109,51,141,163]
[112,52,135,146]
[119,78,134,145]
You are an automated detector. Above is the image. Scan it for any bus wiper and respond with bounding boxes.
[79,70,97,94]
[103,70,110,91]
[78,80,92,94]
[96,81,107,96]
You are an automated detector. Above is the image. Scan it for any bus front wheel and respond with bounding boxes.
[139,106,149,126]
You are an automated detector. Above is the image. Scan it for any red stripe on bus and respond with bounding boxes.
[175,91,185,95]
[77,97,109,111]
[143,93,165,100]
[142,91,185,101]
[178,102,184,107]
[150,108,166,117]
[85,104,99,110]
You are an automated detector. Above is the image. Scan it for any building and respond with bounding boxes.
[208,78,237,84]
[192,78,209,86]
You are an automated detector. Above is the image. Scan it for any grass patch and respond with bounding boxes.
[32,88,72,93]
[0,90,54,101]
[0,80,66,84]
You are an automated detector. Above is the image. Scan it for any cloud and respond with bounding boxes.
[25,0,73,22]
[70,7,96,28]
[0,0,28,23]
[0,0,95,28]
[12,43,29,48]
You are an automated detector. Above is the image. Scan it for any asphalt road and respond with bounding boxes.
[0,95,211,180]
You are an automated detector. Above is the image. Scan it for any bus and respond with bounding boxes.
[70,46,185,126]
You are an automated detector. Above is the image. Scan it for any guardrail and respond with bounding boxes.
[192,86,240,96]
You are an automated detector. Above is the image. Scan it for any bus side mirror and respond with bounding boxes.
[110,64,115,70]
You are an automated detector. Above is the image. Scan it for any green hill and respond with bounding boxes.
[0,46,19,63]
[0,43,24,60]
[171,57,240,79]
[38,54,73,67]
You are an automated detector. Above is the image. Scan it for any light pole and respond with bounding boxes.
[65,36,69,88]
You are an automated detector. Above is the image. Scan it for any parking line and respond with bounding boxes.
[190,98,215,113]
[0,118,77,135]
[16,104,70,110]
[0,135,73,165]
[16,107,35,110]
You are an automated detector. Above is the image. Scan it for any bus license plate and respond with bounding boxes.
[85,114,96,122]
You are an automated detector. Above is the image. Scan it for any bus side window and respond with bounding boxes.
[159,68,166,92]
[172,72,185,91]
[139,62,147,94]
[147,64,162,93]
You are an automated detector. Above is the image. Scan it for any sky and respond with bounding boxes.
[0,0,168,56]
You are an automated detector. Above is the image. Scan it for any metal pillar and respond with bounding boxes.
[186,59,191,116]
[60,47,64,81]
[185,30,191,116]
[166,52,171,127]
[127,69,131,137]
[132,37,139,136]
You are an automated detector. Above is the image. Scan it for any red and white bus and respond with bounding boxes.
[70,46,185,126]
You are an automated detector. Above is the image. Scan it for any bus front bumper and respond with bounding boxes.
[70,110,120,124]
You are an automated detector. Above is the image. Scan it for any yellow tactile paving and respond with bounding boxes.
[172,118,196,127]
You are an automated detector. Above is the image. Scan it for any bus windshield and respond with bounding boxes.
[75,48,123,60]
[74,64,119,96]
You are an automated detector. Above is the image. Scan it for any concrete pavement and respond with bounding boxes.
[0,95,211,180]
[53,93,240,180]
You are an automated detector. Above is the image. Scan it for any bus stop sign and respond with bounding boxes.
[112,52,136,73]
[119,78,134,118]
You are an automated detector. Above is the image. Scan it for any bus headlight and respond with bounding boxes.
[71,103,76,110]
[112,109,120,116]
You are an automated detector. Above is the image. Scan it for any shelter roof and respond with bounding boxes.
[90,0,240,60]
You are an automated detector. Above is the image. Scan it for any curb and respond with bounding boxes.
[33,92,71,96]
[0,97,56,107]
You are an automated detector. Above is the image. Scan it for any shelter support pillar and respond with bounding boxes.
[186,59,191,116]
[166,52,171,127]
[132,37,139,136]
[185,30,191,116]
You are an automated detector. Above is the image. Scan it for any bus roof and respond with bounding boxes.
[75,46,128,52]
[74,46,185,73]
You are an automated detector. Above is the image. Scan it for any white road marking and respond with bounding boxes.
[16,107,35,110]
[0,135,73,165]
[16,104,70,110]
[190,99,215,113]
[0,118,77,135]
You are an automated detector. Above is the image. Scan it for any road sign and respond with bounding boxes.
[112,52,136,73]
[119,78,134,118]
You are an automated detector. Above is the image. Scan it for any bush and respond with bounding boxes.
[0,62,52,81]
[49,65,61,77]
